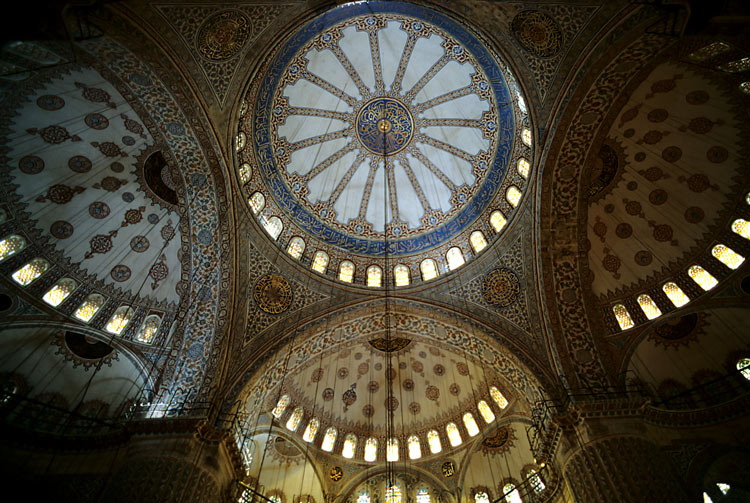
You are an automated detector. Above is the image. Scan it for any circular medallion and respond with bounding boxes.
[18,155,44,174]
[511,10,563,58]
[196,10,251,61]
[356,98,413,155]
[50,220,74,239]
[254,273,293,314]
[481,267,521,307]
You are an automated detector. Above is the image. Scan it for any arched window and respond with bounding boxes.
[506,186,522,207]
[342,433,357,458]
[688,265,718,291]
[420,259,438,281]
[516,91,527,114]
[612,304,634,330]
[286,406,303,431]
[718,57,750,72]
[521,128,532,147]
[339,260,355,283]
[43,278,77,307]
[427,429,441,454]
[272,394,290,418]
[385,484,401,503]
[490,387,509,409]
[416,488,430,503]
[321,427,337,452]
[0,235,26,262]
[528,469,545,493]
[312,251,329,274]
[517,158,530,178]
[446,247,465,271]
[737,358,750,381]
[73,294,106,323]
[364,437,377,462]
[662,282,689,307]
[366,265,382,287]
[478,400,495,424]
[408,435,421,459]
[503,483,522,503]
[463,412,480,437]
[136,314,162,344]
[636,294,661,320]
[712,244,744,269]
[287,237,305,259]
[239,162,251,183]
[268,496,282,503]
[703,493,713,503]
[446,422,462,446]
[732,219,749,240]
[394,264,410,286]
[262,216,283,240]
[249,192,265,215]
[470,231,487,253]
[105,305,134,335]
[12,258,49,286]
[387,437,399,461]
[718,483,730,495]
[490,211,507,233]
[302,418,319,442]
[357,491,370,503]
[236,132,246,151]
[475,492,490,503]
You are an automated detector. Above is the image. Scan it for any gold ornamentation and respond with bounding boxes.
[511,10,563,58]
[368,337,411,352]
[254,273,293,314]
[441,461,455,478]
[481,268,521,307]
[329,466,343,482]
[196,10,251,61]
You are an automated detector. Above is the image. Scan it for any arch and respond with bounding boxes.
[12,258,49,286]
[470,230,487,254]
[446,247,465,271]
[312,251,329,274]
[249,191,266,215]
[366,265,382,288]
[287,237,305,260]
[42,278,77,307]
[339,260,355,283]
[394,264,410,286]
[420,259,438,281]
[0,235,26,262]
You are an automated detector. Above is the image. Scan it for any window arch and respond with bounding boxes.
[12,258,49,286]
[394,264,410,286]
[517,158,530,178]
[732,219,749,239]
[612,304,634,330]
[427,430,441,454]
[387,437,399,461]
[521,128,532,147]
[357,491,370,503]
[663,282,689,307]
[249,192,265,215]
[463,412,480,437]
[385,484,401,503]
[239,162,251,183]
[321,427,337,452]
[446,422,462,446]
[364,437,378,462]
[43,278,77,307]
[527,469,545,493]
[506,186,522,207]
[407,434,421,459]
[286,406,303,431]
[302,418,319,442]
[0,235,26,262]
[490,210,506,233]
[339,260,355,283]
[420,259,438,281]
[446,247,465,271]
[636,294,661,320]
[262,216,283,240]
[475,492,490,503]
[73,294,106,323]
[236,131,246,151]
[503,483,522,503]
[105,305,134,335]
[312,251,329,274]
[688,265,718,291]
[712,244,744,269]
[470,230,487,253]
[416,488,430,503]
[136,314,162,344]
[287,237,305,259]
[366,265,382,287]
[272,395,290,418]
[342,433,357,458]
[490,387,509,409]
[737,358,750,381]
[477,400,495,424]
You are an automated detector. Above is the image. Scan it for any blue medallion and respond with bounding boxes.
[356,98,414,155]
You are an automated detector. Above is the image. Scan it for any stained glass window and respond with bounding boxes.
[408,434,421,459]
[704,493,713,503]
[529,469,545,493]
[74,294,105,323]
[240,438,253,474]
[364,437,377,462]
[688,265,718,291]
[490,211,507,233]
[387,437,399,462]
[367,265,382,287]
[394,264,409,286]
[490,387,509,409]
[637,294,662,320]
[478,400,495,424]
[262,216,283,240]
[416,488,430,503]
[446,247,465,271]
[269,496,281,503]
[342,433,357,458]
[321,427,336,452]
[136,315,162,344]
[339,260,355,283]
[712,244,744,269]
[239,163,251,183]
[522,128,532,147]
[249,192,265,215]
[718,56,750,73]
[717,483,730,495]
[105,305,134,335]
[475,492,489,503]
[613,304,634,330]
[420,259,438,281]
[732,219,750,240]
[385,485,401,503]
[0,235,26,262]
[312,251,329,274]
[517,158,530,178]
[463,412,480,437]
[357,492,370,503]
[286,406,303,431]
[663,282,689,307]
[427,430,441,454]
[470,231,487,253]
[446,422,462,446]
[738,358,750,381]
[516,91,527,115]
[503,484,522,503]
[43,278,76,307]
[272,394,290,418]
[12,258,49,286]
[302,418,319,442]
[688,41,730,61]
[236,132,246,151]
[287,237,305,259]
[506,186,522,207]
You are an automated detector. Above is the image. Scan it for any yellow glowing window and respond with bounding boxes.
[490,386,509,409]
[249,192,265,215]
[394,264,409,286]
[272,394,290,418]
[0,234,26,262]
[136,314,162,344]
[385,485,401,503]
[446,422,462,446]
[312,251,329,274]
[342,433,357,458]
[43,278,76,307]
[737,358,750,381]
[236,131,246,151]
[463,412,480,437]
[12,258,49,286]
[239,163,251,183]
[364,437,378,462]
[637,294,662,320]
[339,260,355,283]
[475,492,489,503]
[321,427,337,452]
[717,483,730,495]
[490,210,507,233]
[688,41,730,62]
[712,244,744,269]
[718,57,750,73]
[470,230,487,253]
[663,282,690,307]
[506,186,522,207]
[427,430,441,454]
[302,418,319,442]
[286,406,303,431]
[420,259,438,281]
[732,219,750,240]
[612,304,634,329]
[287,237,305,259]
[529,469,546,493]
[407,435,421,459]
[477,400,495,424]
[522,128,532,147]
[387,437,399,462]
[517,158,530,178]
[446,247,465,271]
[262,216,283,240]
[74,294,106,323]
[366,265,382,287]
[105,305,134,335]
[688,265,718,291]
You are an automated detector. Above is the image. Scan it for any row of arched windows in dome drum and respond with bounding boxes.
[269,387,508,461]
[0,233,163,344]
[611,210,750,331]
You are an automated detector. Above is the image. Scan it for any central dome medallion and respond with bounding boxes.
[356,97,414,155]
